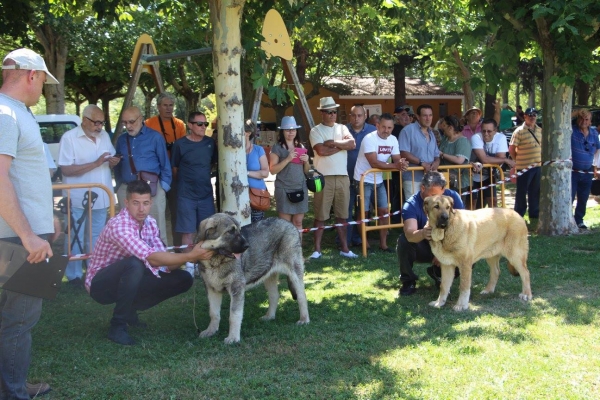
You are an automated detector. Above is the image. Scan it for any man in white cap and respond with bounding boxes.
[0,48,58,399]
[309,96,358,259]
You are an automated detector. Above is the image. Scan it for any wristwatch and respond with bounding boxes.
[418,160,423,166]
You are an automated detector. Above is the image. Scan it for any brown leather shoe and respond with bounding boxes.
[26,382,51,398]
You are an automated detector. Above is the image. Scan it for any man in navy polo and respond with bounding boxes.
[396,171,464,296]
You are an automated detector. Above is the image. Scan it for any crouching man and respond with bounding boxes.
[85,180,213,345]
[396,171,464,296]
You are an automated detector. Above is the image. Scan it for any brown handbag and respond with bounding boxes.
[126,135,159,196]
[249,187,270,211]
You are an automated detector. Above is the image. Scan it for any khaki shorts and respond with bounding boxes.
[313,175,350,221]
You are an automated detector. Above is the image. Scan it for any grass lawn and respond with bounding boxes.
[26,203,600,399]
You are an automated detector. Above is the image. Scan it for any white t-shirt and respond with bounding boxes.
[309,123,351,176]
[0,94,54,237]
[354,132,400,184]
[58,126,116,209]
[471,132,508,182]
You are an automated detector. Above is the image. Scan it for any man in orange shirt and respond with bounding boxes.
[145,92,186,246]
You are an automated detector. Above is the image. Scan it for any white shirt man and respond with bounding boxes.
[59,104,120,285]
[308,96,356,259]
[353,113,407,251]
[470,118,515,208]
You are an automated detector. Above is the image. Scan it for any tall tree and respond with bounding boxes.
[473,0,600,235]
[209,0,250,222]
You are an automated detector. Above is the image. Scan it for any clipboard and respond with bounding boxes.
[0,241,68,300]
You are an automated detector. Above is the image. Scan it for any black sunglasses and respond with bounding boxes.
[190,121,209,127]
[584,139,590,152]
[322,110,338,115]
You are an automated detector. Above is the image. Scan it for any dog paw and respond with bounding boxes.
[452,303,469,311]
[429,300,445,308]
[224,336,240,344]
[259,314,276,321]
[480,289,493,295]
[199,328,217,338]
[519,293,532,301]
[296,318,310,325]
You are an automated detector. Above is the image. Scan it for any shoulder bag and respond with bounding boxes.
[249,187,271,211]
[126,135,160,196]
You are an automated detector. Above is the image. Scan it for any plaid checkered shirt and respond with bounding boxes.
[85,207,168,292]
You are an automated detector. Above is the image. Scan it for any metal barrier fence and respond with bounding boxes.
[52,183,115,261]
[356,164,506,257]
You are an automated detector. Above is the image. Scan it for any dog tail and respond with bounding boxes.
[507,262,520,277]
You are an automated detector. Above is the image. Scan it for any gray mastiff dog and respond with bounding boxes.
[195,213,310,343]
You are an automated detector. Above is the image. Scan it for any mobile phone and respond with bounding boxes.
[292,148,307,164]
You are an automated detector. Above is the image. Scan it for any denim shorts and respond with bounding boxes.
[176,196,216,233]
[361,181,388,211]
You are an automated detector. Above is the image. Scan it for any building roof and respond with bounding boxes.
[323,76,463,97]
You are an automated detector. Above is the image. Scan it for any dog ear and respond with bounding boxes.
[446,195,455,214]
[197,217,216,242]
[423,196,431,214]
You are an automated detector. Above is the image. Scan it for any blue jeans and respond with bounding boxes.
[0,236,47,400]
[64,207,107,281]
[571,169,593,225]
[514,167,540,218]
[89,257,193,327]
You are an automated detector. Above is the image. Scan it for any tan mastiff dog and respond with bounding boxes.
[424,195,532,311]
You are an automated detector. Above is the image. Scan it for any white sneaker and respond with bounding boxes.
[184,262,196,277]
[340,250,358,259]
[309,251,322,259]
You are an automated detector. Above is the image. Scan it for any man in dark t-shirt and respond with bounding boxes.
[170,112,217,251]
[397,171,464,296]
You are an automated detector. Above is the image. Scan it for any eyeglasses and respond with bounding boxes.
[525,114,537,118]
[190,121,209,127]
[85,116,105,127]
[481,129,495,133]
[322,110,338,115]
[584,139,590,152]
[123,116,141,126]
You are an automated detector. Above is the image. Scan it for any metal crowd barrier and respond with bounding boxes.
[356,164,506,257]
[52,183,115,261]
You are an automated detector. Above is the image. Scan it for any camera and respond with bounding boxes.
[166,142,174,151]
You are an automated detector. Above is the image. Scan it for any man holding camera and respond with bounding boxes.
[145,92,186,246]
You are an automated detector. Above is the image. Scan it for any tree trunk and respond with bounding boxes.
[209,0,250,224]
[393,61,406,106]
[574,79,590,106]
[501,87,509,105]
[536,20,578,236]
[484,89,497,119]
[452,49,474,112]
[35,23,67,114]
[528,76,536,107]
[101,97,112,134]
[515,81,520,108]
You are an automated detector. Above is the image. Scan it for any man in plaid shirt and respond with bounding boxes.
[86,180,213,345]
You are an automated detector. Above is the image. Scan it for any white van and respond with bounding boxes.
[35,114,81,180]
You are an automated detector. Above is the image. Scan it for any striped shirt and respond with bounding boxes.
[85,207,168,292]
[509,123,542,170]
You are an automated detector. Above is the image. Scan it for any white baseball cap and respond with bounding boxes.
[2,48,59,84]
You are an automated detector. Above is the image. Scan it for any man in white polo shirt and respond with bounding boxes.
[59,104,121,287]
[309,97,357,259]
[354,113,407,252]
